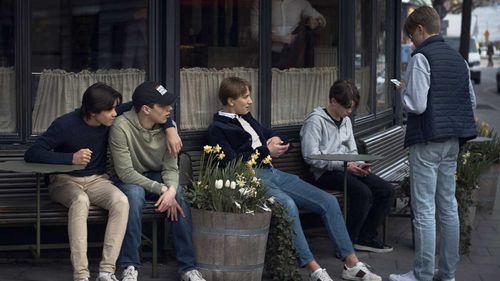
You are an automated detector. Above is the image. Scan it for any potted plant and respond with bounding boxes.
[184,145,300,281]
[456,121,500,255]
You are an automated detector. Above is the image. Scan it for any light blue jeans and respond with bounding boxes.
[256,168,354,267]
[409,139,460,281]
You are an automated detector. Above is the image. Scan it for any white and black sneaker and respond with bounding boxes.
[181,269,206,281]
[354,239,393,253]
[309,268,333,281]
[121,266,138,281]
[342,262,382,281]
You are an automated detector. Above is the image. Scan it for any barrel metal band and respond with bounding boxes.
[196,262,264,272]
[193,226,269,236]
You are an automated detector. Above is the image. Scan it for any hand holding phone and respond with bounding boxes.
[358,163,371,169]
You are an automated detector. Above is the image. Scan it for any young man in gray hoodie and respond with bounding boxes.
[300,80,395,253]
[109,81,205,281]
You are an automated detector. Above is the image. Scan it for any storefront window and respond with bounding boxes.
[269,0,339,126]
[31,0,148,134]
[179,0,259,130]
[376,0,391,112]
[0,0,16,134]
[355,0,373,117]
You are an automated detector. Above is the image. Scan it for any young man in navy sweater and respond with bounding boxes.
[24,83,129,281]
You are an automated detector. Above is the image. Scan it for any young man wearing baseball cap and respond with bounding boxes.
[109,81,205,281]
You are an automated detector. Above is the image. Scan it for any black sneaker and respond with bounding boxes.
[354,239,393,253]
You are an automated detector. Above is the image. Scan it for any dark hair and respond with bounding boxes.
[218,77,252,105]
[80,82,122,119]
[329,80,360,108]
[134,103,155,113]
[404,6,440,38]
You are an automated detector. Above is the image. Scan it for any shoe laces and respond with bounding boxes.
[122,266,138,281]
[184,269,205,281]
[312,268,333,281]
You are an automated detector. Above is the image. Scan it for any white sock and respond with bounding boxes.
[311,268,323,275]
[99,272,111,278]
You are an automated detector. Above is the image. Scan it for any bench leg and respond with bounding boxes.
[383,216,388,243]
[36,173,41,259]
[152,219,158,278]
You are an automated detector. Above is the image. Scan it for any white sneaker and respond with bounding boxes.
[309,268,333,281]
[95,274,119,281]
[121,266,138,281]
[342,262,382,281]
[180,269,206,281]
[389,271,419,281]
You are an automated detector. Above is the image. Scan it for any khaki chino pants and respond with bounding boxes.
[49,174,129,280]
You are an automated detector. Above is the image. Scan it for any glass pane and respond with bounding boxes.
[31,0,148,134]
[0,0,16,133]
[180,0,259,131]
[400,5,415,81]
[376,0,390,112]
[270,0,339,126]
[355,0,373,117]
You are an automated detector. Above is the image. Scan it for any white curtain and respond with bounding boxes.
[0,67,16,133]
[355,66,371,116]
[180,67,259,130]
[271,67,338,126]
[32,69,145,134]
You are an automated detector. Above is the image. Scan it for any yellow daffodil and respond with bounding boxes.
[254,150,260,157]
[262,155,273,165]
[203,145,213,153]
[251,153,259,161]
[214,144,222,153]
[217,152,225,160]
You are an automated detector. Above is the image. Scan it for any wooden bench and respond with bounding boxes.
[358,125,413,243]
[0,149,163,277]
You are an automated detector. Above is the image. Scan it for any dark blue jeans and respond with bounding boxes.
[113,172,196,273]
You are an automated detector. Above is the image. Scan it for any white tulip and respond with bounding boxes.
[230,181,237,190]
[225,180,230,188]
[215,179,223,189]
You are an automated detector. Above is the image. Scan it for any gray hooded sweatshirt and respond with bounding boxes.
[300,106,360,180]
[109,109,179,194]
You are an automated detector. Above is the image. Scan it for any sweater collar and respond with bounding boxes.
[412,34,443,57]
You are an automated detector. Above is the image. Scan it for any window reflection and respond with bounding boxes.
[0,0,15,133]
[179,0,259,130]
[31,1,148,134]
[269,0,339,126]
[376,0,390,112]
[355,0,373,117]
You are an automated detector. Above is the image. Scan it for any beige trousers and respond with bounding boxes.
[49,174,129,280]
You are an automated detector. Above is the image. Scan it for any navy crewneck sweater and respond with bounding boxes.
[24,110,109,177]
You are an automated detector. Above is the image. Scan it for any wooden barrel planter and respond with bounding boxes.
[191,208,272,281]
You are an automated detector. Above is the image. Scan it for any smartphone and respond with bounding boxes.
[281,138,295,145]
[359,163,372,169]
[390,79,401,86]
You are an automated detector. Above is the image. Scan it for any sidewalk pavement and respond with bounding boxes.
[1,199,499,281]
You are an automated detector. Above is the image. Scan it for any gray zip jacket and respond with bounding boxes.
[300,106,360,180]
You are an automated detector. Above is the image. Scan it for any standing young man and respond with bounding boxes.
[207,76,382,281]
[109,81,205,281]
[24,83,129,281]
[390,6,476,281]
[300,80,395,253]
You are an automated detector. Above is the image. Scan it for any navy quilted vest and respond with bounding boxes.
[404,35,476,147]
